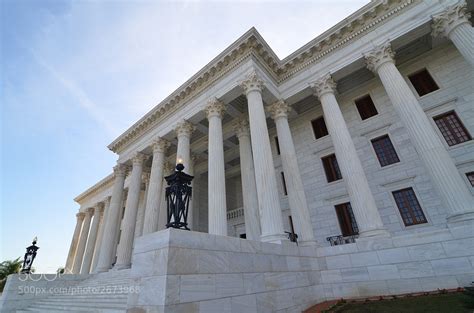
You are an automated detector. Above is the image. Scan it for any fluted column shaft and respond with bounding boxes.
[432,2,474,67]
[72,209,92,274]
[143,139,169,234]
[187,156,196,230]
[158,163,174,230]
[241,71,286,243]
[269,101,317,245]
[312,74,387,238]
[95,164,127,272]
[92,198,109,272]
[234,118,261,241]
[135,173,149,238]
[365,43,474,222]
[206,98,227,236]
[175,120,195,169]
[65,213,84,273]
[115,153,146,269]
[81,205,102,274]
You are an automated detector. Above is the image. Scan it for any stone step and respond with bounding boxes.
[28,303,126,311]
[40,294,128,300]
[36,296,127,304]
[32,301,126,309]
[20,307,125,313]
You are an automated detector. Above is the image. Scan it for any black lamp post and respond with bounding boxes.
[21,237,39,274]
[164,163,194,230]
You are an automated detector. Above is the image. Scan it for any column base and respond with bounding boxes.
[447,211,474,224]
[113,263,132,271]
[298,240,321,247]
[358,228,390,239]
[260,233,288,244]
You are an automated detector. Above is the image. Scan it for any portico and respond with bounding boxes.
[65,0,474,276]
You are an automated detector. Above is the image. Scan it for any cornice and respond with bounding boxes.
[108,0,417,154]
[74,173,114,204]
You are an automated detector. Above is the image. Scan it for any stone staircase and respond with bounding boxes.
[17,269,132,312]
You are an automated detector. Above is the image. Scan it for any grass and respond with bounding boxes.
[330,292,473,313]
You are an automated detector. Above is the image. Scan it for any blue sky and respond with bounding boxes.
[1,0,368,273]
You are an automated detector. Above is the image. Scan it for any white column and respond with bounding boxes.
[365,42,474,223]
[234,118,261,241]
[135,172,150,238]
[91,198,108,272]
[158,162,175,230]
[95,164,127,272]
[65,213,84,273]
[268,100,318,245]
[432,1,474,67]
[115,152,146,269]
[312,74,388,238]
[240,70,286,243]
[175,120,195,169]
[187,155,197,230]
[72,208,92,274]
[143,138,170,234]
[81,204,103,274]
[205,98,228,236]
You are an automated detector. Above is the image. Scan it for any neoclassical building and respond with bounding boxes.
[3,0,474,312]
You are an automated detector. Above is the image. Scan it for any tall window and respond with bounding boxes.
[335,202,359,236]
[322,154,342,183]
[274,136,281,155]
[281,172,288,195]
[354,94,378,120]
[311,116,329,139]
[371,135,400,167]
[433,111,471,146]
[408,69,439,96]
[392,188,427,226]
[466,172,474,187]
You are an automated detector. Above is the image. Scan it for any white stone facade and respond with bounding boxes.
[2,0,474,312]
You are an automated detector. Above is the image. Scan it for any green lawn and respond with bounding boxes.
[331,293,473,313]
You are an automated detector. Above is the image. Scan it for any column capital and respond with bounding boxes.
[175,120,195,138]
[432,2,471,38]
[364,41,395,73]
[96,202,105,210]
[76,212,85,220]
[152,137,170,154]
[311,74,337,99]
[233,117,250,139]
[86,207,94,215]
[240,69,265,94]
[131,152,147,166]
[205,97,226,119]
[267,100,291,120]
[113,163,128,177]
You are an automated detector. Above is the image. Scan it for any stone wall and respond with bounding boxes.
[128,222,474,313]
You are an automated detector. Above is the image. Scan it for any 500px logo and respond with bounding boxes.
[18,267,72,282]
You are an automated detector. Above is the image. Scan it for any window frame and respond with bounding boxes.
[321,153,342,183]
[354,94,379,121]
[311,116,329,140]
[370,134,400,167]
[433,110,472,147]
[335,202,359,237]
[407,68,441,98]
[392,187,427,227]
